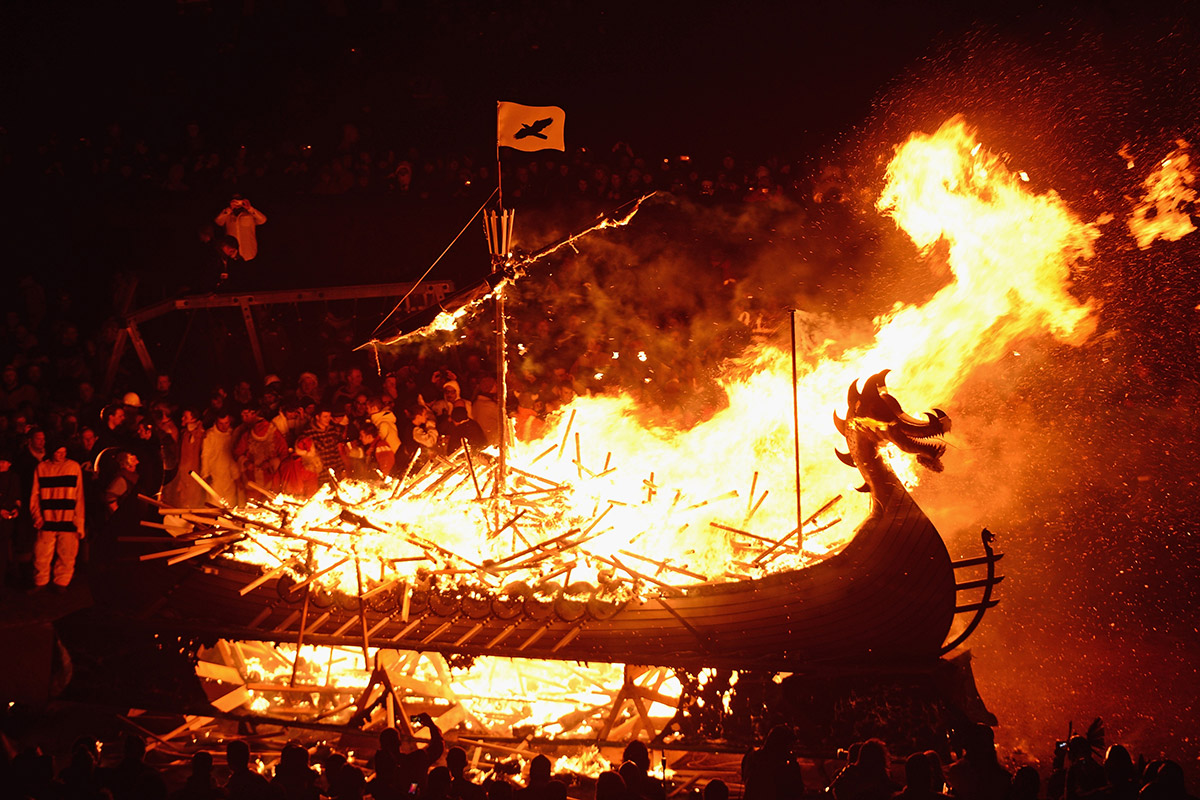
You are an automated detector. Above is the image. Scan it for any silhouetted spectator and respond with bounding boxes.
[516,755,567,800]
[330,762,366,800]
[172,750,225,800]
[428,766,455,800]
[271,742,320,800]
[1101,745,1138,800]
[371,713,444,800]
[1138,760,1196,800]
[1060,736,1105,800]
[596,771,630,800]
[471,378,502,446]
[743,725,805,800]
[56,737,106,800]
[76,381,103,429]
[1010,766,1040,800]
[211,235,242,290]
[272,399,305,448]
[924,751,947,794]
[831,739,898,800]
[102,734,167,800]
[71,426,100,472]
[705,780,729,800]
[224,739,282,800]
[893,753,948,800]
[1,363,39,413]
[133,418,166,497]
[946,725,1011,800]
[447,746,486,800]
[620,742,666,800]
[11,746,55,800]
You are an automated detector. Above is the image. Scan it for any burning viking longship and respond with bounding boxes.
[125,370,1000,673]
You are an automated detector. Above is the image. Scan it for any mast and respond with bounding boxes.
[485,149,515,503]
[790,309,803,555]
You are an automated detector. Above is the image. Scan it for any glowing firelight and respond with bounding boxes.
[222,116,1100,609]
[193,115,1114,741]
[1129,139,1196,249]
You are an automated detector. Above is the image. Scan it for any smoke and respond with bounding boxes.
[854,11,1200,775]
[503,190,925,420]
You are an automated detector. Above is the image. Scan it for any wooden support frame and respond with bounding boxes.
[103,279,454,392]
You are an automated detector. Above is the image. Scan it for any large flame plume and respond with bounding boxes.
[221,116,1098,608]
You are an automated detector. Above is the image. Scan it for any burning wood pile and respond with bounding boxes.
[137,421,849,664]
[193,639,686,743]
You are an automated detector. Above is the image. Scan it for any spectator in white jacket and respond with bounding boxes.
[214,193,267,261]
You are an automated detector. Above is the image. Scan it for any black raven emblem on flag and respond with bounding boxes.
[515,118,553,140]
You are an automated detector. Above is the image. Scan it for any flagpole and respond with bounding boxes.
[494,102,507,503]
[496,101,504,208]
[790,308,803,556]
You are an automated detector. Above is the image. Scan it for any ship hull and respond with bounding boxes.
[136,487,954,672]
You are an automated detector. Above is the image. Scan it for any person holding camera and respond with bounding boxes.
[214,193,267,262]
[371,712,444,799]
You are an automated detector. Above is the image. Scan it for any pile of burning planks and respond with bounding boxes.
[130,430,846,665]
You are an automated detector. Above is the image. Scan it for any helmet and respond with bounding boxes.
[122,392,143,408]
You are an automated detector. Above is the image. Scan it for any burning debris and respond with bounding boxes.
[1128,139,1197,249]
[127,115,1102,745]
[194,640,684,744]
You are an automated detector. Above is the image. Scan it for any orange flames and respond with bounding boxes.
[224,117,1102,601]
[202,115,1117,741]
[1128,139,1196,249]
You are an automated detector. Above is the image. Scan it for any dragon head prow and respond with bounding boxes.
[833,369,951,474]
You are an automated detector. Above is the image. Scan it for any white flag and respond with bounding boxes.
[497,102,565,152]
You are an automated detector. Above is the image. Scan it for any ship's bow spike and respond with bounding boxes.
[833,412,847,436]
[862,369,890,397]
[835,449,856,467]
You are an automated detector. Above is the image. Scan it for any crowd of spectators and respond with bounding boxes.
[10,116,846,212]
[1,712,1195,800]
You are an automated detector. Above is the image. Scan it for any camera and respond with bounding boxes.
[410,714,423,724]
[1055,741,1067,754]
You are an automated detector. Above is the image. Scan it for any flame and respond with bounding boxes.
[200,640,680,746]
[223,116,1096,615]
[1129,139,1196,249]
[198,115,1109,742]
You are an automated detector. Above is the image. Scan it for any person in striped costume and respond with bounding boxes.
[29,440,86,593]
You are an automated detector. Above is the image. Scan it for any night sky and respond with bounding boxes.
[4,0,1200,778]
